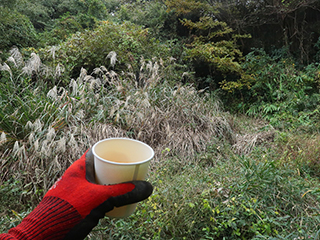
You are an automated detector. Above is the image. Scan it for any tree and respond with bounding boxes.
[215,0,320,64]
[165,0,250,90]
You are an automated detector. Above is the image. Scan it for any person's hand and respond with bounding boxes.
[0,149,153,240]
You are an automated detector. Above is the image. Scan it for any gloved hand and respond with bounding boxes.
[0,149,153,240]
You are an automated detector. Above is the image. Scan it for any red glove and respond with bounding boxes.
[0,149,153,240]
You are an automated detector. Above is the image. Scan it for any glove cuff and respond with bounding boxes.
[7,196,82,240]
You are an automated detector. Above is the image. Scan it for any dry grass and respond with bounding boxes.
[233,130,276,155]
[1,50,279,205]
[1,50,282,205]
[229,115,276,155]
[0,52,237,201]
[275,133,320,176]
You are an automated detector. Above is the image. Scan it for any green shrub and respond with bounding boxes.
[53,20,171,79]
[117,0,172,39]
[37,13,93,47]
[0,7,38,50]
[238,49,320,131]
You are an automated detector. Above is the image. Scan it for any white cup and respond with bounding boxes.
[92,138,154,218]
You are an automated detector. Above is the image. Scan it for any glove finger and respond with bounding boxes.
[85,148,96,183]
[108,180,153,209]
[63,180,153,240]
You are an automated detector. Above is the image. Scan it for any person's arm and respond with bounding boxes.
[0,149,153,240]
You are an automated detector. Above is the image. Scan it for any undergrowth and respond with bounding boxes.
[0,49,232,203]
[1,49,320,239]
[89,143,320,239]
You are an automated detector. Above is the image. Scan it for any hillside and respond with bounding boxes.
[1,0,320,239]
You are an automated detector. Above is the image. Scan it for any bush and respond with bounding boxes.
[0,7,38,50]
[38,13,97,47]
[234,49,320,131]
[53,21,171,79]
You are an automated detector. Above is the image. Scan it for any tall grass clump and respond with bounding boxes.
[0,48,233,209]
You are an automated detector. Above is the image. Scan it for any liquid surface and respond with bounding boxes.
[99,151,133,163]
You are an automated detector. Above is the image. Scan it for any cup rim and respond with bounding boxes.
[92,137,154,166]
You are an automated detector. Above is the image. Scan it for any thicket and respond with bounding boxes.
[1,0,320,239]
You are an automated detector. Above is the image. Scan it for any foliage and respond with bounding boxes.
[239,49,320,131]
[276,132,320,179]
[1,1,320,239]
[0,7,38,51]
[0,47,230,205]
[14,0,116,29]
[50,20,171,79]
[0,178,32,233]
[165,0,250,91]
[38,13,97,47]
[214,0,320,64]
[87,144,320,239]
[220,48,320,131]
[116,0,172,39]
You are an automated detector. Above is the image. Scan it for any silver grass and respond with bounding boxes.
[41,139,51,157]
[160,58,164,66]
[0,62,13,79]
[28,132,34,143]
[84,75,94,82]
[9,47,24,67]
[25,121,34,130]
[93,67,102,75]
[116,85,123,92]
[22,53,41,76]
[7,56,17,67]
[89,78,101,90]
[46,126,55,141]
[146,61,152,72]
[33,119,43,132]
[48,46,60,60]
[41,65,52,78]
[107,51,117,68]
[55,63,64,79]
[34,139,39,152]
[56,137,66,153]
[79,67,87,83]
[47,86,58,100]
[19,145,26,161]
[140,56,145,71]
[100,66,108,72]
[109,70,118,79]
[53,155,62,170]
[0,132,7,144]
[169,56,176,62]
[58,87,67,99]
[153,62,159,73]
[13,141,20,156]
[68,134,78,148]
[70,79,78,96]
[124,95,131,107]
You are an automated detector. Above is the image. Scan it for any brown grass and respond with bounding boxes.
[0,54,237,201]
